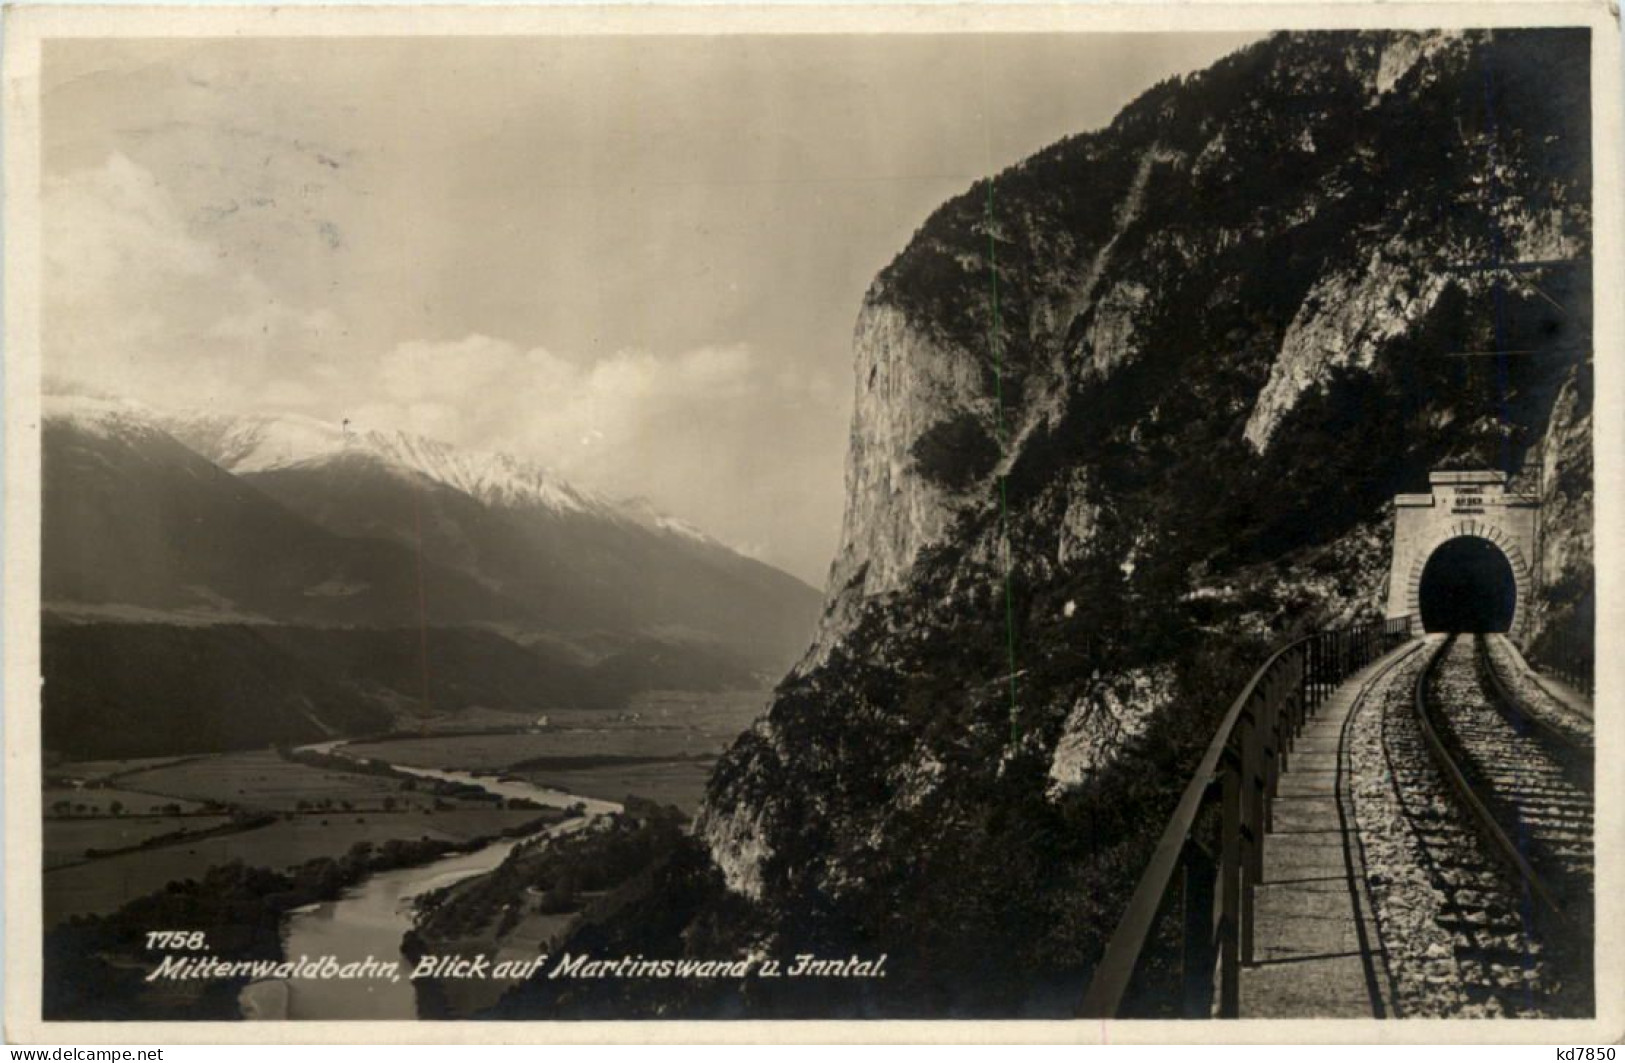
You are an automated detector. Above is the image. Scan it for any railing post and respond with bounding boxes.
[1273,681,1288,778]
[1300,640,1313,715]
[1281,659,1296,755]
[1316,636,1326,707]
[1219,747,1242,1018]
[1301,650,1311,733]
[1264,673,1282,825]
[1241,708,1262,968]
[1293,646,1306,744]
[1290,651,1305,743]
[1079,621,1416,1020]
[1317,635,1328,704]
[1181,841,1217,1018]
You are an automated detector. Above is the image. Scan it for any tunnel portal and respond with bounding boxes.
[1418,536,1517,633]
[1387,470,1538,639]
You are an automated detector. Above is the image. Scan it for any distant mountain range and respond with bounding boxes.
[41,395,821,756]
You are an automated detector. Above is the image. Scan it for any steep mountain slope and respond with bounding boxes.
[42,621,386,757]
[42,400,821,756]
[42,409,529,628]
[49,397,821,672]
[152,405,613,514]
[243,453,817,673]
[497,29,1593,1017]
[40,621,612,758]
[41,617,768,759]
[44,397,820,669]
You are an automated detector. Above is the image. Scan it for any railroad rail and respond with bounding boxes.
[1474,634,1594,776]
[1077,616,1414,1019]
[1422,636,1593,903]
[1379,633,1595,1015]
[1410,636,1567,919]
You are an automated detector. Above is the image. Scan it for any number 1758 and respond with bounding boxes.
[144,930,207,950]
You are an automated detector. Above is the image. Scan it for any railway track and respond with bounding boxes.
[1364,632,1594,1017]
[1426,634,1594,910]
[1081,621,1595,1019]
[1479,633,1595,748]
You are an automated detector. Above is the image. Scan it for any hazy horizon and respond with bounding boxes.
[42,32,1261,585]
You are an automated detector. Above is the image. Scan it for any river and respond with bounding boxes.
[247,741,620,1020]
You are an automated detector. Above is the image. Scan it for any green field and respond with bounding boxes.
[43,690,768,925]
[345,729,720,770]
[44,808,556,927]
[44,816,234,870]
[518,760,716,814]
[111,751,446,813]
[50,756,200,783]
[554,688,769,744]
[44,787,209,817]
[346,689,766,773]
[341,689,767,814]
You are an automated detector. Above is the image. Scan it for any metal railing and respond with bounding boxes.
[1526,620,1594,699]
[1077,614,1414,1019]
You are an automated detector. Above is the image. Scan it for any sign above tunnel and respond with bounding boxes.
[1387,469,1540,639]
[1392,470,1538,516]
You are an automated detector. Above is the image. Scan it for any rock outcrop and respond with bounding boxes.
[514,29,1595,1017]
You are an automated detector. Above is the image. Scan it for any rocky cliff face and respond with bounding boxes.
[531,30,1594,1016]
[1528,362,1593,655]
[697,31,1591,1004]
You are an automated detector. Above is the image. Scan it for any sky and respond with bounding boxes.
[42,32,1260,585]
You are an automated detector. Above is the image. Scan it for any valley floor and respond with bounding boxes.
[42,688,768,1021]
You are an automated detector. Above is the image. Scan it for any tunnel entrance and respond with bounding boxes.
[1387,470,1538,639]
[1418,536,1517,633]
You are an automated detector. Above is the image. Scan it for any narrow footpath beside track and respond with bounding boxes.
[1238,638,1422,1017]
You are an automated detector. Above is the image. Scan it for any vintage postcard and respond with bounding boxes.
[3,2,1621,1044]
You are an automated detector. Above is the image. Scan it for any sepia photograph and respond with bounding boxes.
[2,3,1617,1042]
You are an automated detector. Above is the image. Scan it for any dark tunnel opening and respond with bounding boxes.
[1418,536,1517,633]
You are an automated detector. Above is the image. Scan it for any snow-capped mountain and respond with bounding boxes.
[41,392,822,675]
[41,396,532,629]
[48,395,616,517]
[610,494,721,546]
[41,393,185,449]
[43,394,736,546]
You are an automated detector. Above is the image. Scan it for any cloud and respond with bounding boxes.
[356,334,766,486]
[44,153,337,410]
[571,345,841,584]
[379,335,547,403]
[41,151,843,582]
[48,153,216,280]
[338,333,843,579]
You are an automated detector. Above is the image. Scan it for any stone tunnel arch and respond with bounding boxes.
[1416,535,1519,632]
[1387,470,1539,642]
[1403,520,1533,638]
